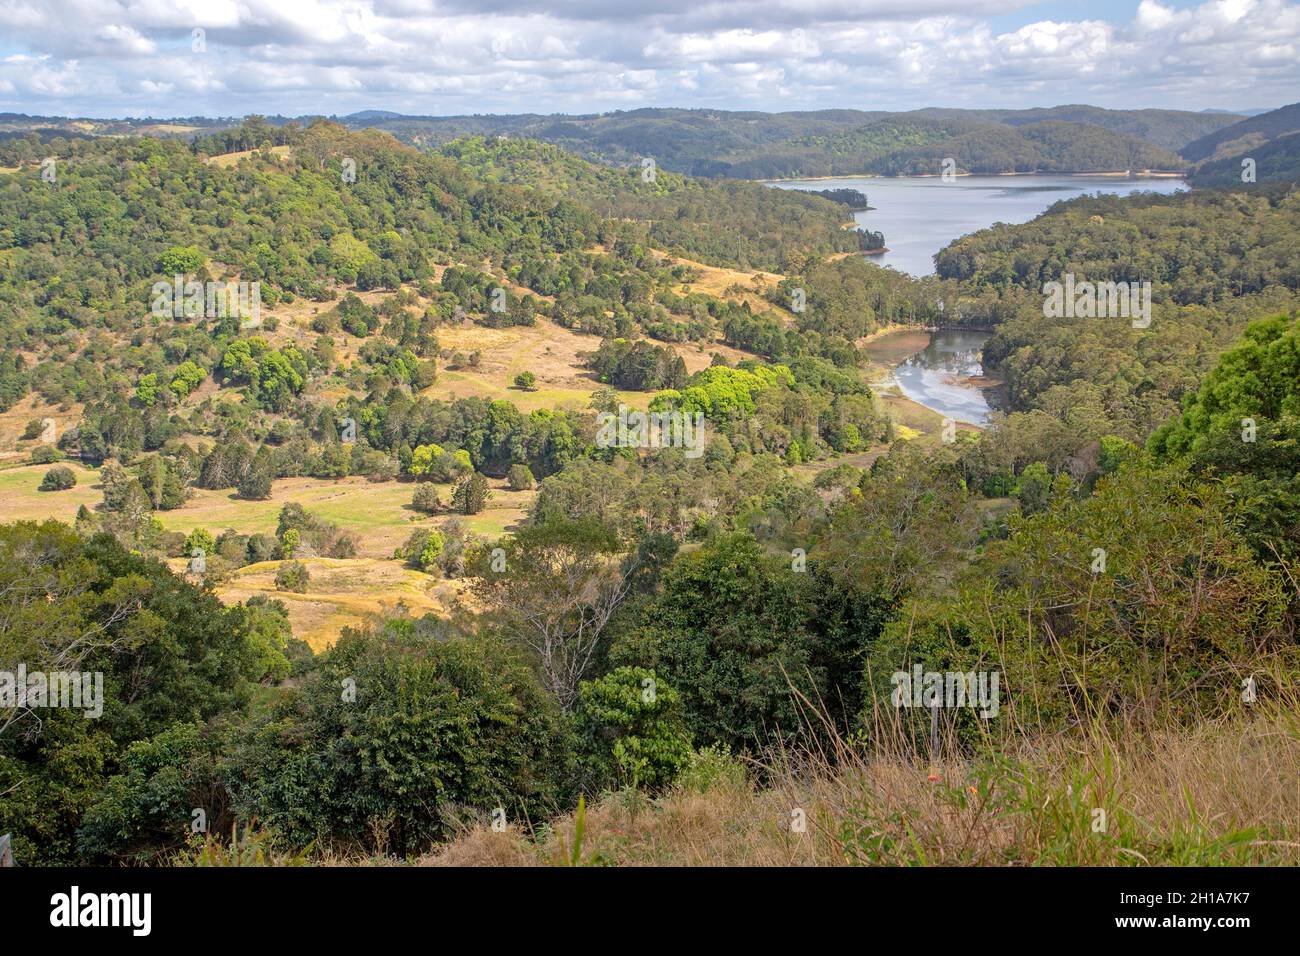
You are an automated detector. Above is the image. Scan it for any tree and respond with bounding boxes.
[612,533,822,752]
[160,245,205,275]
[38,466,76,491]
[411,483,441,514]
[574,667,692,792]
[275,560,310,593]
[453,472,491,515]
[514,371,537,390]
[223,622,571,855]
[473,518,639,710]
[417,531,446,572]
[507,463,535,491]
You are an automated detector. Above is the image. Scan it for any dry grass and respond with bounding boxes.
[204,145,292,168]
[419,700,1300,867]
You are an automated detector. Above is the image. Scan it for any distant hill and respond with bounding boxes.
[0,105,1245,181]
[1188,131,1300,188]
[1182,102,1300,187]
[1181,102,1300,162]
[719,117,1185,178]
[909,104,1237,152]
[337,105,1219,179]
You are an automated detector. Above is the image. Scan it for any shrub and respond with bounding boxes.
[513,371,537,390]
[507,464,535,491]
[274,560,310,593]
[30,444,61,464]
[412,483,441,514]
[38,466,76,491]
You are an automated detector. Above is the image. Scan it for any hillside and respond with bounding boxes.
[1180,102,1300,162]
[5,117,1300,874]
[1180,102,1300,187]
[722,117,1186,179]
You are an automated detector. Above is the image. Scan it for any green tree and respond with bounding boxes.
[574,667,692,792]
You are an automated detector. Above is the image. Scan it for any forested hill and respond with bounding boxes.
[1181,102,1300,162]
[437,136,883,261]
[349,105,1221,179]
[0,122,863,359]
[0,104,1239,181]
[717,118,1185,179]
[932,187,1300,438]
[1182,102,1300,188]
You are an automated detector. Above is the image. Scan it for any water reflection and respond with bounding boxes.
[891,329,993,426]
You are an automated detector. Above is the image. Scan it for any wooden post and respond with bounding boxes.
[0,833,13,867]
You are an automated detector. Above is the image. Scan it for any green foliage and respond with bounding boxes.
[224,621,572,855]
[160,245,205,275]
[587,338,687,391]
[507,463,535,491]
[38,465,76,491]
[0,521,268,864]
[513,371,537,390]
[613,533,823,753]
[453,472,491,515]
[275,560,310,593]
[574,667,693,792]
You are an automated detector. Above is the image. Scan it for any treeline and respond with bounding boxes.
[718,118,1185,179]
[934,188,1300,439]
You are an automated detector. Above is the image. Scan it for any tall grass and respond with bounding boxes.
[420,679,1300,867]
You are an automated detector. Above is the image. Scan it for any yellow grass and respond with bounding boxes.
[211,557,463,652]
[1,463,532,648]
[205,145,292,167]
[421,705,1300,867]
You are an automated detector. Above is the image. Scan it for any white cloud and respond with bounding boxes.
[0,0,1294,115]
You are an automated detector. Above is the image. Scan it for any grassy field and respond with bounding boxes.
[209,557,466,652]
[1,461,530,647]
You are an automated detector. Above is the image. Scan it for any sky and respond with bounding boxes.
[0,0,1295,118]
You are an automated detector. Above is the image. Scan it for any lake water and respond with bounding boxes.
[871,329,995,426]
[770,174,1187,276]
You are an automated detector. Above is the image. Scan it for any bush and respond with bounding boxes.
[507,463,535,491]
[237,468,272,500]
[574,667,693,792]
[30,444,61,464]
[417,531,446,572]
[412,483,441,514]
[38,466,76,491]
[275,560,310,593]
[224,622,572,855]
[513,371,537,390]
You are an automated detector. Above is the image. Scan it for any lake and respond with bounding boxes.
[866,328,996,426]
[769,174,1187,276]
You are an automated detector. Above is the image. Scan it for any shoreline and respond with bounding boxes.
[760,170,1188,184]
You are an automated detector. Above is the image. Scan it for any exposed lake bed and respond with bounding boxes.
[862,328,1000,427]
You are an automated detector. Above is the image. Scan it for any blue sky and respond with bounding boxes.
[0,1,1294,118]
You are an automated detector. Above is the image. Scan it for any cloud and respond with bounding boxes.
[0,0,1294,116]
